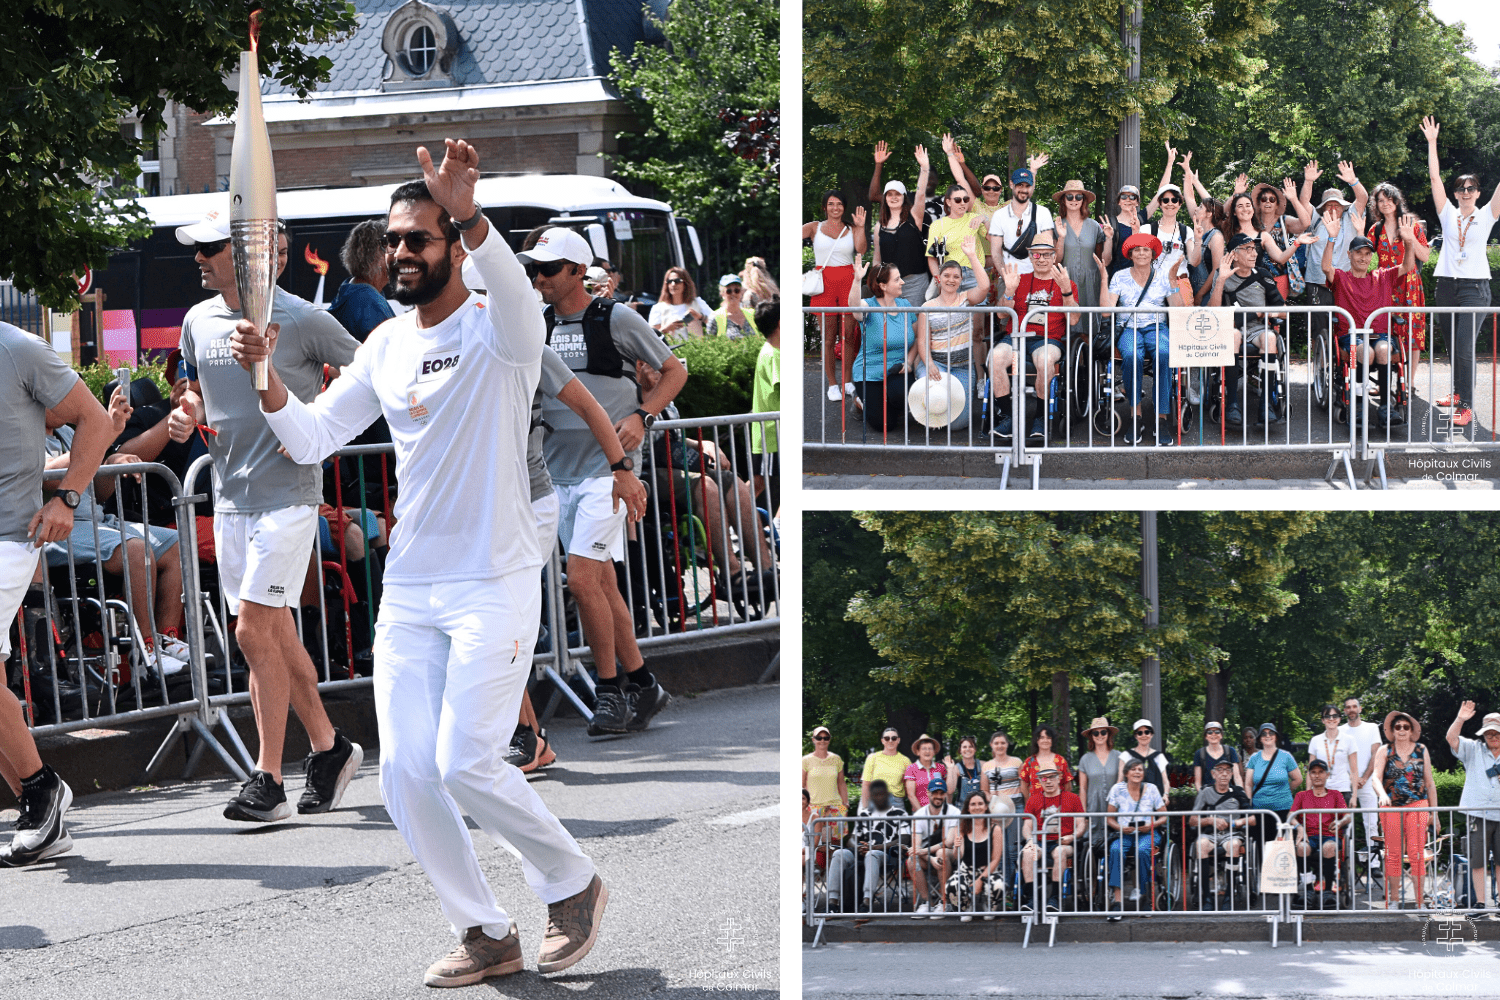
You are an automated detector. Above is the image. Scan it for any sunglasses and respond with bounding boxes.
[524,260,571,280]
[1120,193,1139,201]
[725,285,743,293]
[1258,195,1279,202]
[1457,186,1479,193]
[982,184,1003,192]
[196,239,230,259]
[1323,713,1340,720]
[813,735,829,741]
[1063,194,1085,201]
[882,735,899,742]
[665,276,685,284]
[1159,197,1182,205]
[1135,728,1153,735]
[383,230,448,253]
[951,196,971,204]
[1394,723,1412,731]
[1029,248,1055,257]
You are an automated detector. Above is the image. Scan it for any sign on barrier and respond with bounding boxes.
[1169,307,1236,367]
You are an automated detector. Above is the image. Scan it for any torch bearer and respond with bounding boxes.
[229,11,278,390]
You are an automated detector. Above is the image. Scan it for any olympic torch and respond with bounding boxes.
[229,11,278,390]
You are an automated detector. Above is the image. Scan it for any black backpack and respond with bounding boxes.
[543,297,628,378]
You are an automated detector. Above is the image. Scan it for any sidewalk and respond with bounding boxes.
[806,473,1500,490]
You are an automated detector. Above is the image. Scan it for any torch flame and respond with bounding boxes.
[249,10,261,53]
[305,245,330,275]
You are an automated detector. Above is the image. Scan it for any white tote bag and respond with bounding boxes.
[802,225,847,297]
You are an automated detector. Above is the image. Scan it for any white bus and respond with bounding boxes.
[91,174,702,362]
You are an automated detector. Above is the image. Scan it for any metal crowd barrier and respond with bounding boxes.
[16,411,780,773]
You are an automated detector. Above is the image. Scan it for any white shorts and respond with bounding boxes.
[0,541,41,657]
[214,505,317,615]
[531,491,560,557]
[555,478,624,563]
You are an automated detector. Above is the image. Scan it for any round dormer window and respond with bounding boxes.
[406,25,437,76]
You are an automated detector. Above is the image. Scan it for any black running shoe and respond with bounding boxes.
[587,684,633,736]
[625,676,671,732]
[225,770,292,823]
[4,766,72,864]
[297,731,364,815]
[505,724,539,769]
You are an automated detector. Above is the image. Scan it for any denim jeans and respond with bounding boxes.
[915,359,973,429]
[1108,829,1161,888]
[1118,322,1172,417]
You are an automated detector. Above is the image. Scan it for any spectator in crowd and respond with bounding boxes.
[1446,701,1500,914]
[648,267,713,342]
[1193,720,1244,791]
[1246,174,1312,299]
[867,139,940,233]
[1118,718,1171,798]
[948,789,1005,921]
[988,165,1055,279]
[740,256,779,309]
[804,191,864,402]
[926,178,987,295]
[826,779,908,914]
[1241,726,1260,758]
[1366,182,1430,354]
[1077,717,1121,858]
[1300,160,1369,310]
[914,240,989,430]
[1105,185,1146,281]
[870,142,932,305]
[1020,724,1074,804]
[907,776,959,917]
[989,237,1079,443]
[1245,722,1302,851]
[1142,178,1200,300]
[1422,116,1498,428]
[709,274,758,339]
[43,394,190,676]
[1053,180,1105,334]
[861,727,911,810]
[945,735,985,807]
[1290,758,1349,905]
[1370,710,1439,908]
[904,733,945,810]
[1321,208,1420,427]
[1207,233,1295,426]
[328,219,395,342]
[847,256,921,435]
[1341,696,1385,861]
[105,372,198,529]
[1021,766,1085,913]
[1095,233,1189,445]
[1190,757,1255,910]
[804,725,849,815]
[981,729,1024,886]
[1307,704,1359,807]
[750,299,780,513]
[942,136,1032,348]
[1106,757,1167,919]
[1188,195,1227,306]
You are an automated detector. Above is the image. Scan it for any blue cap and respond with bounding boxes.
[928,776,947,793]
[1011,169,1035,186]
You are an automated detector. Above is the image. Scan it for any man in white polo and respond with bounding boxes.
[529,227,686,736]
[168,204,364,823]
[1340,695,1385,859]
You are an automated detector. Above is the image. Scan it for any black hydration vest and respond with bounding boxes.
[543,298,627,378]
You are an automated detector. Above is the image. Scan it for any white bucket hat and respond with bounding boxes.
[907,372,967,428]
[1476,713,1500,739]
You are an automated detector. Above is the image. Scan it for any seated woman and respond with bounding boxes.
[846,257,921,435]
[1094,234,1189,445]
[43,389,188,675]
[1105,758,1168,918]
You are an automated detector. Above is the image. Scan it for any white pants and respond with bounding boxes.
[374,565,594,940]
[1351,779,1380,852]
[532,491,560,555]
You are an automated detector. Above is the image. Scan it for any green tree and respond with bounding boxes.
[609,0,779,262]
[1,1,357,309]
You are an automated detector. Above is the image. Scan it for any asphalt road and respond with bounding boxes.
[0,684,778,999]
[805,473,1498,490]
[804,940,1500,998]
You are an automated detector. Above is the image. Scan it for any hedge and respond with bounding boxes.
[74,359,171,404]
[671,333,766,418]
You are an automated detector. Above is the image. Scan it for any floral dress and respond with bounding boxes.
[1368,220,1428,352]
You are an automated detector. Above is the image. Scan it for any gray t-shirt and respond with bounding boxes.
[1222,271,1270,334]
[181,289,360,513]
[542,302,673,486]
[44,425,99,521]
[0,323,80,543]
[527,345,578,502]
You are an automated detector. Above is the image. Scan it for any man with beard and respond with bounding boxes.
[168,204,364,824]
[988,167,1056,277]
[529,228,685,736]
[230,141,607,984]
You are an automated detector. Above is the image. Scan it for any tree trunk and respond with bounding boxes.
[1026,687,1039,747]
[889,704,930,750]
[1205,669,1230,730]
[1105,133,1119,213]
[1009,129,1027,175]
[1051,671,1071,753]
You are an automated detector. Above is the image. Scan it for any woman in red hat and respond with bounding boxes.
[1094,234,1189,445]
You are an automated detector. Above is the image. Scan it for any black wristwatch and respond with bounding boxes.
[633,408,656,430]
[609,457,634,472]
[453,203,485,233]
[52,489,81,510]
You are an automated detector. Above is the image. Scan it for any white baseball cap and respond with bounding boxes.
[883,180,908,197]
[175,202,232,245]
[586,266,610,285]
[517,227,592,265]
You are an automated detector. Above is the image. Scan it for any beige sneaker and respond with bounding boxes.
[538,874,608,974]
[423,922,523,988]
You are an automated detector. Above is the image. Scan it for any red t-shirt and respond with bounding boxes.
[1025,790,1085,839]
[1014,273,1068,340]
[1292,788,1347,837]
[1329,266,1402,337]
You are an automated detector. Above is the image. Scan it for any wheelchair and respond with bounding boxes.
[1091,319,1194,443]
[1202,321,1290,429]
[1312,324,1409,433]
[1096,827,1171,912]
[1180,821,1263,910]
[980,326,1090,444]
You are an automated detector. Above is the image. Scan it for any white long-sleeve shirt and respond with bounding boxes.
[263,224,544,585]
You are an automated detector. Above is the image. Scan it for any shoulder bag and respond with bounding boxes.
[803,224,848,297]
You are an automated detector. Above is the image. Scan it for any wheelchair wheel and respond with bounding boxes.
[1163,839,1182,910]
[1067,336,1091,427]
[1312,332,1331,411]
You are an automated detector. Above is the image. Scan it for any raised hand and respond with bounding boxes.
[1055,265,1072,295]
[852,254,870,279]
[1028,151,1050,174]
[1459,700,1477,722]
[1295,231,1319,247]
[1421,116,1440,143]
[1165,140,1178,162]
[874,140,891,164]
[914,143,929,168]
[1219,250,1236,276]
[941,132,956,156]
[416,139,480,220]
[107,384,132,435]
[1304,160,1322,182]
[960,233,978,257]
[167,399,197,443]
[852,205,867,229]
[953,141,967,165]
[1336,160,1358,185]
[1233,172,1249,195]
[1092,252,1108,276]
[1322,207,1342,233]
[1398,213,1418,241]
[1001,261,1021,295]
[1181,150,1194,172]
[1282,177,1298,200]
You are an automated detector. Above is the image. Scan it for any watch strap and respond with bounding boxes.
[634,408,655,426]
[453,203,484,232]
[609,457,633,472]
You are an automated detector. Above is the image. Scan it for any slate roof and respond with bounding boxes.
[263,0,662,98]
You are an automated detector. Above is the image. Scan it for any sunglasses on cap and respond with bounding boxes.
[196,239,230,259]
[383,229,448,254]
[524,259,572,280]
[982,184,1003,192]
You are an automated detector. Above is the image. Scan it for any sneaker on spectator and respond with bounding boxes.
[158,634,193,666]
[424,922,523,988]
[930,902,946,919]
[1028,417,1046,443]
[147,643,187,677]
[826,384,843,402]
[912,901,929,919]
[1453,406,1474,427]
[298,730,362,814]
[2,766,72,866]
[506,724,540,770]
[538,873,608,974]
[1107,900,1123,921]
[991,411,1013,442]
[224,770,291,823]
[625,675,671,732]
[960,914,972,922]
[587,684,633,736]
